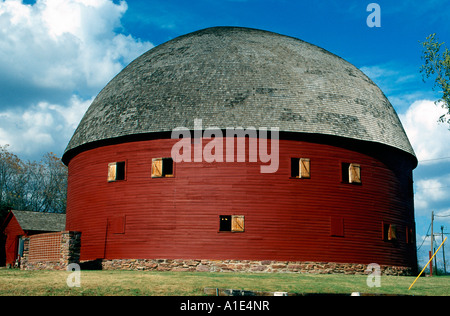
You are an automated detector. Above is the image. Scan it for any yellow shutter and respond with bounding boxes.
[107,163,117,182]
[151,158,163,178]
[388,224,397,240]
[299,158,311,179]
[349,163,361,184]
[231,215,245,232]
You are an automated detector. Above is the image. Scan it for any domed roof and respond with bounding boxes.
[63,26,415,163]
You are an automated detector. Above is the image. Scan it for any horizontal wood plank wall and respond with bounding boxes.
[3,216,25,265]
[66,137,417,269]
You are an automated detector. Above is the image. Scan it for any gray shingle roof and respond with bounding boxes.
[12,210,66,232]
[63,26,415,162]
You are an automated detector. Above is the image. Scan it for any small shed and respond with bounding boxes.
[0,210,66,267]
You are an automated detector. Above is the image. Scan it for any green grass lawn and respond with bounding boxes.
[0,268,448,296]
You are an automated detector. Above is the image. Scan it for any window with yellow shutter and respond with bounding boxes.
[383,222,397,241]
[388,224,397,240]
[349,163,361,184]
[231,215,245,232]
[342,162,361,184]
[107,161,125,182]
[219,215,245,232]
[291,158,310,178]
[151,158,174,178]
[300,158,311,179]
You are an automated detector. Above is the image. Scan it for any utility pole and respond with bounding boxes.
[442,226,447,274]
[430,211,434,276]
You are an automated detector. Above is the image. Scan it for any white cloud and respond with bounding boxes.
[0,95,92,158]
[0,0,153,94]
[360,64,418,89]
[414,178,448,211]
[360,65,397,80]
[399,100,450,162]
[0,0,154,160]
[399,99,450,221]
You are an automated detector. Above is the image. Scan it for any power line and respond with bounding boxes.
[415,185,450,191]
[419,156,450,163]
[417,223,431,251]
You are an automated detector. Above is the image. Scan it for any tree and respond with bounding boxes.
[0,145,23,211]
[31,152,67,213]
[0,145,67,222]
[420,33,450,126]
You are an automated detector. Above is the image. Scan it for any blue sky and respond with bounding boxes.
[1,0,450,270]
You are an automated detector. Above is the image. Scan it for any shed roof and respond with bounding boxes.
[63,26,415,164]
[10,210,66,232]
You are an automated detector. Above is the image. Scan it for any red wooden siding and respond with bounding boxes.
[66,137,417,269]
[3,215,25,266]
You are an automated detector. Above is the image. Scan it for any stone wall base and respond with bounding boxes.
[83,258,414,276]
[20,261,69,271]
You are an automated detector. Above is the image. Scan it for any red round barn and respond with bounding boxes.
[62,27,418,274]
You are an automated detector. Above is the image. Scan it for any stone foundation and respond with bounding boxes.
[88,258,414,276]
[16,229,414,275]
